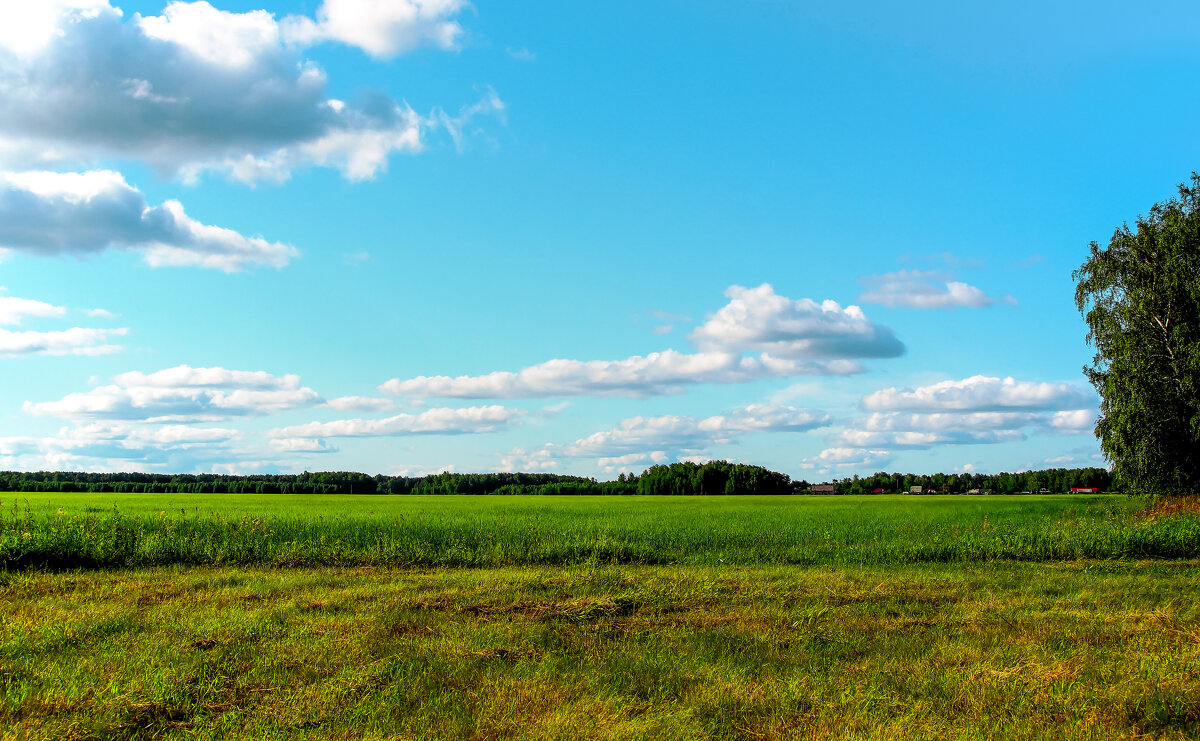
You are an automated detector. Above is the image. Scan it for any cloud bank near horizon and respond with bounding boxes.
[383,284,905,399]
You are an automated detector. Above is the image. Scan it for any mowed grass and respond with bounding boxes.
[3,494,1199,569]
[2,561,1199,740]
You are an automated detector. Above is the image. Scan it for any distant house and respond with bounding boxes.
[967,488,981,495]
[871,487,886,494]
[810,484,837,494]
[909,485,923,494]
[1069,487,1099,493]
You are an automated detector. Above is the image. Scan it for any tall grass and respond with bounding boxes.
[2,494,1198,570]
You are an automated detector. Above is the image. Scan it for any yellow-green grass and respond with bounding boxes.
[2,561,1198,739]
[4,494,1198,569]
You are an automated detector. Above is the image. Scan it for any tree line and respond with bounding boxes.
[0,470,589,496]
[0,463,1113,496]
[818,467,1112,495]
[0,463,797,496]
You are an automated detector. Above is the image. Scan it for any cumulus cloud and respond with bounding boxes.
[25,364,321,421]
[862,375,1094,413]
[281,0,468,59]
[690,284,905,358]
[500,404,830,472]
[0,420,242,469]
[829,424,1024,449]
[0,326,127,356]
[1048,409,1097,433]
[384,350,861,399]
[858,270,1013,310]
[322,395,398,412]
[0,294,66,324]
[0,1,496,182]
[271,405,524,439]
[808,447,892,468]
[383,284,901,399]
[269,437,338,453]
[819,376,1100,464]
[138,1,285,68]
[0,170,296,270]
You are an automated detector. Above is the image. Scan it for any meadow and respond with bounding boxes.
[3,493,1199,570]
[2,494,1199,739]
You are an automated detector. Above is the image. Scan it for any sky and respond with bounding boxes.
[0,0,1197,482]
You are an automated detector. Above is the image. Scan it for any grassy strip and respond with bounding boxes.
[2,561,1198,739]
[3,494,1199,570]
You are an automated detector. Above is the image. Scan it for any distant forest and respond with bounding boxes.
[820,468,1112,495]
[0,462,1112,496]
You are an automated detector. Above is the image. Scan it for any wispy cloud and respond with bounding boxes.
[505,46,536,61]
[272,405,526,439]
[858,270,1015,310]
[0,289,126,356]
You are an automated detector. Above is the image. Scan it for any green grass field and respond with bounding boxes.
[4,493,1199,569]
[2,494,1199,739]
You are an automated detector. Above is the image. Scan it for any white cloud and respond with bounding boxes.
[505,46,536,62]
[0,1,497,183]
[390,463,457,477]
[858,270,1015,309]
[596,451,669,472]
[818,376,1100,466]
[112,366,300,389]
[0,420,243,470]
[85,308,117,319]
[501,403,830,472]
[209,461,274,475]
[809,447,892,468]
[829,426,1024,449]
[0,288,126,355]
[383,284,900,399]
[271,405,524,440]
[138,1,282,69]
[384,349,861,399]
[862,375,1094,413]
[322,395,398,412]
[281,0,468,59]
[1048,409,1097,433]
[1041,455,1075,465]
[0,295,66,324]
[690,284,905,358]
[0,171,296,270]
[437,87,506,152]
[25,364,321,421]
[269,437,338,453]
[0,326,126,356]
[0,1,113,57]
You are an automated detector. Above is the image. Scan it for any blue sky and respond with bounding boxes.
[0,0,1197,480]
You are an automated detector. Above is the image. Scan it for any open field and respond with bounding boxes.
[3,560,1199,740]
[3,495,1199,739]
[4,494,1199,569]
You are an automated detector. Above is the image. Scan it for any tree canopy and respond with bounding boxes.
[1074,175,1200,495]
